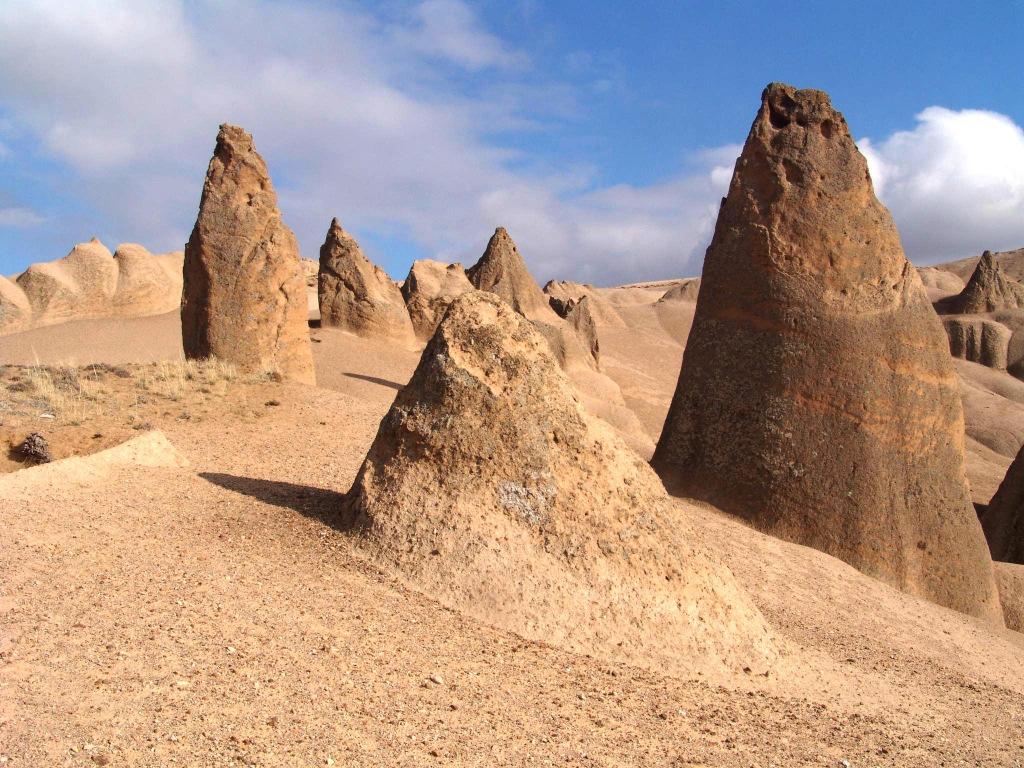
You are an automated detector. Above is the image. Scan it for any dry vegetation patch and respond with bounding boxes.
[0,360,275,472]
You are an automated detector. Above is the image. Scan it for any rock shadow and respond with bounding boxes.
[199,472,350,530]
[342,372,404,391]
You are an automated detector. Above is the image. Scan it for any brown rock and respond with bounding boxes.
[994,563,1024,631]
[318,218,414,343]
[400,259,473,340]
[112,244,183,318]
[16,238,118,326]
[938,251,1024,315]
[181,124,315,384]
[651,83,1001,622]
[343,291,776,674]
[979,444,1024,564]
[467,228,556,322]
[943,316,1011,370]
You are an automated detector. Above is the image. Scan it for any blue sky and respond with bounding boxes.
[1,0,1023,285]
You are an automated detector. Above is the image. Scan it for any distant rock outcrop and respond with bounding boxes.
[16,238,118,325]
[0,240,183,335]
[543,279,626,327]
[343,291,776,675]
[658,278,701,303]
[565,296,599,365]
[978,444,1024,564]
[181,124,315,384]
[918,267,965,303]
[943,317,1011,370]
[651,83,1002,623]
[939,251,1024,315]
[467,227,556,322]
[318,218,414,343]
[400,259,473,340]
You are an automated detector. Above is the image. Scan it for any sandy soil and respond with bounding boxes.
[3,307,1024,765]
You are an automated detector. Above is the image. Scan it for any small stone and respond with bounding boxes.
[175,679,190,688]
[429,674,444,685]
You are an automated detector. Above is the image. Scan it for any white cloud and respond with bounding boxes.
[0,0,731,284]
[861,107,1024,263]
[0,206,44,227]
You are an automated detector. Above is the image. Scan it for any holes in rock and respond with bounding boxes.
[782,159,804,185]
[768,104,790,130]
[820,119,834,139]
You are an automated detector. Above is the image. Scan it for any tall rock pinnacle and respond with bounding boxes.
[181,124,315,384]
[651,84,1001,622]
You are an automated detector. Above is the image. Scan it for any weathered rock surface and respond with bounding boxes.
[979,444,1024,564]
[938,251,1024,315]
[0,240,183,335]
[112,244,183,318]
[543,280,626,327]
[652,83,1002,622]
[343,291,776,675]
[918,267,965,303]
[566,296,599,365]
[0,276,31,334]
[658,278,701,303]
[994,563,1024,631]
[400,259,473,340]
[943,316,1011,370]
[467,228,556,322]
[181,124,315,384]
[16,238,118,325]
[318,218,414,343]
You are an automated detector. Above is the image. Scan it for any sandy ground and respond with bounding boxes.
[3,308,1024,765]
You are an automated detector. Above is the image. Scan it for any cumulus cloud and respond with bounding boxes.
[861,107,1024,263]
[0,0,733,284]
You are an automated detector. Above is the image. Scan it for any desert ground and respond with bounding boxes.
[2,291,1024,766]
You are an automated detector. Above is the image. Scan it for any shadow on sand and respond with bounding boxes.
[199,472,350,529]
[342,372,405,391]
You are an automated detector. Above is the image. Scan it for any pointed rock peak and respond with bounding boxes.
[942,249,1024,314]
[343,290,776,675]
[321,217,362,257]
[652,84,1002,623]
[467,227,552,320]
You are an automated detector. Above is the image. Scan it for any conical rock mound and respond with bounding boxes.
[112,243,183,317]
[343,291,776,674]
[566,295,599,365]
[652,83,1001,622]
[181,124,315,384]
[400,259,473,340]
[318,218,414,343]
[467,227,556,322]
[979,444,1024,564]
[16,238,118,325]
[940,250,1024,314]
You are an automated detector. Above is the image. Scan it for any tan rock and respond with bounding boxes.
[938,251,1024,315]
[994,563,1024,631]
[343,291,776,675]
[651,83,1001,622]
[16,238,118,326]
[943,316,1011,370]
[318,218,414,343]
[565,295,599,365]
[543,280,626,327]
[467,227,556,322]
[979,443,1024,564]
[181,124,315,384]
[112,244,184,318]
[658,277,701,303]
[400,259,473,340]
[0,276,31,334]
[918,267,965,303]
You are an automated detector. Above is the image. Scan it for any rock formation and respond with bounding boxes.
[943,317,1011,370]
[978,444,1024,564]
[16,238,118,325]
[467,227,556,322]
[401,259,473,340]
[939,251,1024,315]
[0,239,183,335]
[181,124,315,385]
[543,280,626,327]
[994,563,1024,631]
[918,267,965,303]
[651,83,1002,622]
[343,291,776,674]
[658,278,701,303]
[112,244,183,318]
[0,276,31,334]
[565,295,599,365]
[318,218,415,343]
